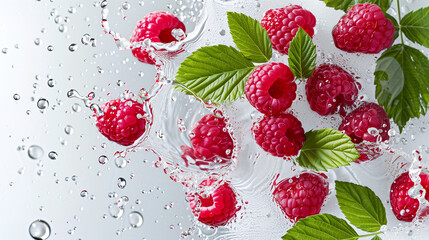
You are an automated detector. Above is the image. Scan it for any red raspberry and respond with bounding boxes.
[339,102,390,161]
[130,11,186,64]
[253,113,305,157]
[390,172,429,222]
[306,64,359,116]
[188,179,238,227]
[95,99,146,146]
[273,172,329,222]
[190,114,234,161]
[245,62,296,115]
[332,3,395,54]
[261,5,316,54]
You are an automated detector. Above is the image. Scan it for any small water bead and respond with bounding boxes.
[128,211,144,228]
[13,94,20,100]
[72,103,81,112]
[108,204,124,218]
[47,79,55,87]
[80,190,88,197]
[28,145,44,160]
[64,125,74,135]
[29,220,51,240]
[115,157,127,168]
[122,2,131,10]
[48,151,57,160]
[34,38,42,46]
[81,34,91,45]
[118,177,127,189]
[58,24,67,33]
[37,99,49,110]
[98,155,108,164]
[2,48,7,54]
[47,45,54,51]
[68,43,77,52]
[68,7,76,14]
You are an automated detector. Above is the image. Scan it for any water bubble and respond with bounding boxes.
[2,48,7,54]
[58,24,67,33]
[72,103,81,112]
[64,125,74,135]
[47,79,55,87]
[122,2,130,10]
[81,34,91,45]
[13,94,20,100]
[98,155,108,165]
[128,211,144,228]
[48,151,57,160]
[115,157,127,168]
[37,99,49,110]
[117,177,127,189]
[34,38,42,46]
[68,7,76,14]
[47,45,54,51]
[29,220,51,240]
[28,145,44,160]
[80,190,88,197]
[108,204,123,218]
[68,43,77,52]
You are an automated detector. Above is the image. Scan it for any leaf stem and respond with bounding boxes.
[358,231,382,239]
[396,0,404,44]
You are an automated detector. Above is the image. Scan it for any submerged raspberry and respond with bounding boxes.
[245,62,296,115]
[130,11,186,64]
[273,172,329,222]
[188,179,238,227]
[253,113,305,157]
[339,102,390,161]
[306,64,358,116]
[332,3,395,53]
[390,172,429,222]
[95,99,146,146]
[261,5,316,54]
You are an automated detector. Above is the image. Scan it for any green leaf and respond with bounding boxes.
[374,44,429,132]
[175,45,256,103]
[282,214,359,240]
[320,0,392,12]
[296,129,360,171]
[288,27,317,78]
[335,181,387,232]
[372,236,382,240]
[385,13,399,41]
[401,7,429,48]
[227,12,272,63]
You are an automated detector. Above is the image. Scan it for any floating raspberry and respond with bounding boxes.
[306,64,358,116]
[253,113,305,157]
[95,99,146,146]
[390,172,429,222]
[261,5,316,54]
[190,114,234,161]
[188,179,238,227]
[339,102,390,161]
[245,62,296,115]
[273,172,329,222]
[130,11,186,64]
[332,3,395,53]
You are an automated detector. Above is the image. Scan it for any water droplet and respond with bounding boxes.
[37,98,49,110]
[58,24,67,33]
[72,103,81,112]
[47,45,54,51]
[34,38,42,46]
[13,94,20,100]
[108,204,123,218]
[28,145,44,160]
[98,155,108,164]
[81,34,91,45]
[115,157,127,168]
[29,220,51,240]
[48,151,57,160]
[47,79,55,87]
[122,2,130,10]
[128,211,144,228]
[2,48,7,54]
[80,190,88,197]
[69,43,77,52]
[117,177,127,189]
[64,125,74,135]
[68,7,76,14]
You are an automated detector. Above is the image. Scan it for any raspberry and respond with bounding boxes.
[332,3,395,54]
[130,11,186,64]
[95,99,146,146]
[188,179,238,227]
[261,5,316,54]
[306,64,358,116]
[245,62,296,115]
[339,102,390,161]
[190,114,234,161]
[390,172,429,222]
[253,113,305,157]
[273,172,329,222]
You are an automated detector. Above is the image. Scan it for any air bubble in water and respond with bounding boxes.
[69,43,77,52]
[64,125,74,135]
[37,98,49,110]
[48,151,57,160]
[13,94,20,100]
[29,220,51,240]
[117,177,127,189]
[28,145,44,160]
[128,211,144,228]
[98,155,108,164]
